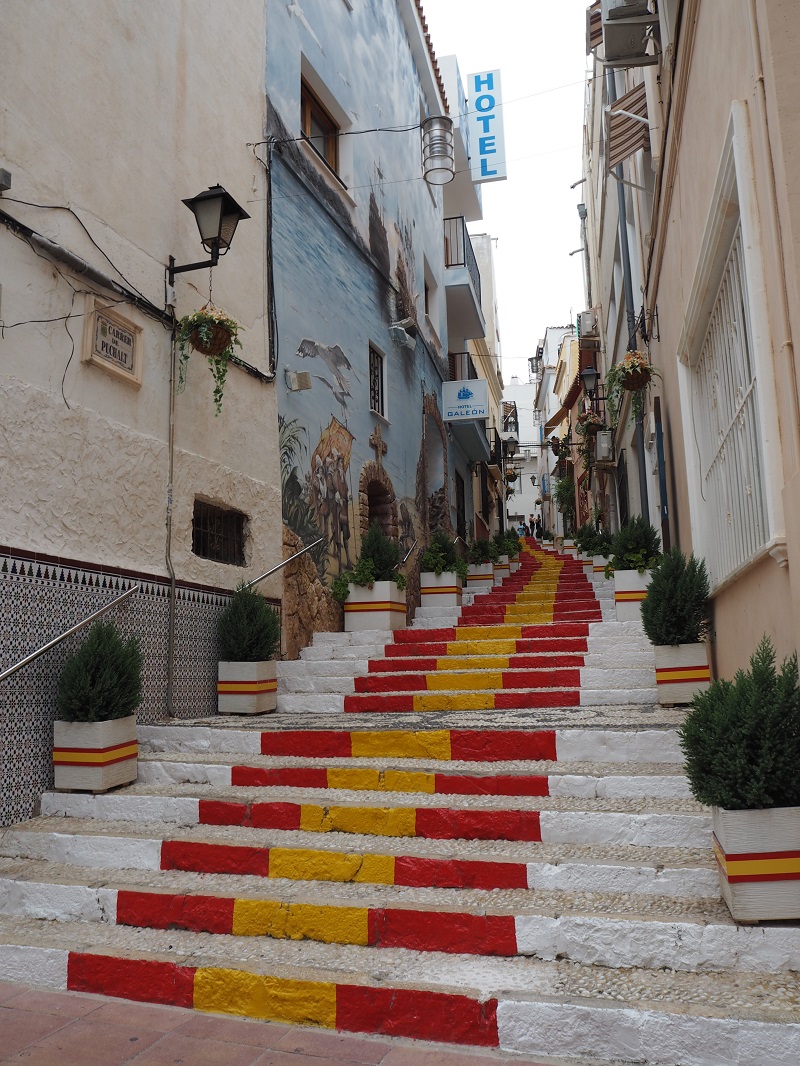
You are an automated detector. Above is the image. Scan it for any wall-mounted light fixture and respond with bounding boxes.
[421,116,455,185]
[580,365,599,397]
[168,185,250,287]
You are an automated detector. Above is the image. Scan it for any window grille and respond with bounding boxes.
[192,500,246,566]
[693,225,767,584]
[369,346,384,416]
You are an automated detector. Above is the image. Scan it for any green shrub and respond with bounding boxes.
[552,476,575,518]
[57,621,143,723]
[641,547,710,646]
[574,522,596,554]
[468,539,499,564]
[420,530,468,581]
[331,522,406,602]
[679,638,800,809]
[218,584,281,662]
[608,516,661,573]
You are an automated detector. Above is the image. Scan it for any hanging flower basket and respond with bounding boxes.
[176,304,243,416]
[189,322,233,357]
[623,366,651,391]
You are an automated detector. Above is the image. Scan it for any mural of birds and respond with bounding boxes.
[297,339,353,412]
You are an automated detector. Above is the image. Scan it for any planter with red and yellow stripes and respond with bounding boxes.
[218,661,277,715]
[712,806,800,921]
[654,643,711,705]
[613,569,651,622]
[344,580,407,632]
[53,715,138,792]
[420,570,462,608]
[466,562,494,590]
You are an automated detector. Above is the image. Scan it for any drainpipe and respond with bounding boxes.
[164,332,178,718]
[606,69,649,520]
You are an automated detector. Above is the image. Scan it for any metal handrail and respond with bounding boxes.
[245,537,325,590]
[0,583,140,683]
[401,539,418,566]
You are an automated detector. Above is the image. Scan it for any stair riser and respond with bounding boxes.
[138,762,692,800]
[0,830,715,897]
[6,880,799,974]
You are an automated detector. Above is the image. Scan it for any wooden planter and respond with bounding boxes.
[218,660,277,715]
[467,562,494,590]
[654,643,711,705]
[344,580,407,632]
[713,806,800,922]
[614,569,651,621]
[53,715,138,793]
[420,571,463,608]
[493,554,510,584]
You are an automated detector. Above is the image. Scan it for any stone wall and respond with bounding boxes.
[282,526,342,660]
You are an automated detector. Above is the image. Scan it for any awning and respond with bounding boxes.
[606,81,649,170]
[586,2,602,55]
[543,372,583,432]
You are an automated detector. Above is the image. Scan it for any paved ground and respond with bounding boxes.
[0,980,601,1065]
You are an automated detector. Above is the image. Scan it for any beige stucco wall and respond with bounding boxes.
[0,0,281,597]
[647,0,800,674]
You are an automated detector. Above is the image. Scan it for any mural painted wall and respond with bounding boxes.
[267,0,460,579]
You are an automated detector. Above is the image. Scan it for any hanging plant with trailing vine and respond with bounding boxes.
[176,304,242,415]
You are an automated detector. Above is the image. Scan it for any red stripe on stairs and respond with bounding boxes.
[414,808,541,842]
[68,953,196,1007]
[449,729,557,761]
[161,840,270,877]
[261,731,352,757]
[117,890,235,934]
[394,855,528,889]
[232,767,330,788]
[336,983,499,1046]
[372,908,518,956]
[199,800,250,826]
[434,773,549,796]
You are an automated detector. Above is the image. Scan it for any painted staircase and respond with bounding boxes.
[0,541,799,1063]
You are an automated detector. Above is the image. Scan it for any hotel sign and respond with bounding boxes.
[467,69,507,184]
[443,378,489,421]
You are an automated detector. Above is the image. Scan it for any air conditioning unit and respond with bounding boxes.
[601,0,659,67]
[579,310,597,337]
[285,369,312,391]
[595,430,613,461]
[389,325,416,350]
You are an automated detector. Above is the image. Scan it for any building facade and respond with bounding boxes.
[0,0,280,824]
[582,0,800,673]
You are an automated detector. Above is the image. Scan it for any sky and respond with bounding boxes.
[421,0,591,382]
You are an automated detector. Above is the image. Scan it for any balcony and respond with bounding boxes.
[444,216,485,341]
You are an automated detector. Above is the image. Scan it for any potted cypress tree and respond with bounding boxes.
[605,516,661,621]
[53,621,142,792]
[419,529,468,607]
[679,638,800,921]
[217,584,281,714]
[332,522,407,631]
[641,547,712,704]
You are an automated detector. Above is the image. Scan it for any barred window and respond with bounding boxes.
[692,224,768,584]
[369,345,384,416]
[192,500,246,566]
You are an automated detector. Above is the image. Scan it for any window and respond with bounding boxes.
[369,345,385,416]
[691,224,768,583]
[192,500,246,566]
[301,80,339,172]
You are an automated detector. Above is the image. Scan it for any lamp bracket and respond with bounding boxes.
[168,247,220,287]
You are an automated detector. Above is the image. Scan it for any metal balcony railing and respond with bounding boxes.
[444,216,482,306]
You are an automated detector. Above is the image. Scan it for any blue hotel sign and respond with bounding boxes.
[443,379,490,421]
[467,69,507,184]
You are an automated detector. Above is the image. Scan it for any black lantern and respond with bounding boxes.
[580,364,599,397]
[168,185,250,286]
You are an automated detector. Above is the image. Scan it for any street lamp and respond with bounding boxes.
[581,364,599,397]
[168,185,250,286]
[421,116,455,185]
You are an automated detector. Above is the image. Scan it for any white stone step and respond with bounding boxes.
[0,918,798,1065]
[276,693,346,713]
[278,675,357,694]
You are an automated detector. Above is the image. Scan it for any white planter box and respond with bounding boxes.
[654,643,711,705]
[614,569,651,621]
[467,562,494,590]
[592,555,610,583]
[53,715,138,792]
[562,538,577,558]
[218,660,277,714]
[713,806,800,921]
[420,571,463,608]
[509,553,520,573]
[493,554,510,584]
[578,552,593,574]
[344,580,406,632]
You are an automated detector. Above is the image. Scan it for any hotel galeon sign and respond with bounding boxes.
[84,300,142,386]
[443,378,489,422]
